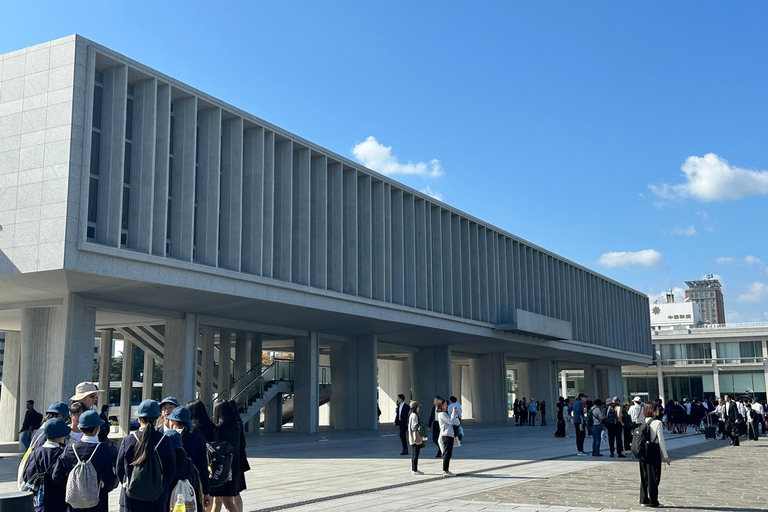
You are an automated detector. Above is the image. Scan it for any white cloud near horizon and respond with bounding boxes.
[670,225,697,236]
[649,286,685,304]
[352,136,444,178]
[421,186,444,201]
[716,255,762,266]
[649,153,768,202]
[598,249,663,268]
[738,282,768,303]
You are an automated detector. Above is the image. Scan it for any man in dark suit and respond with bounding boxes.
[394,394,410,455]
[427,396,442,457]
[723,394,740,446]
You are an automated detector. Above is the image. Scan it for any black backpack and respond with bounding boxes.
[605,406,617,425]
[207,427,234,487]
[631,421,652,460]
[124,433,165,502]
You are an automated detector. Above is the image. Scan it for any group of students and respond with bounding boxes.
[18,381,250,512]
[395,394,462,477]
[511,398,546,426]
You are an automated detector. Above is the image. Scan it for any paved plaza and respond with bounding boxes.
[2,421,750,512]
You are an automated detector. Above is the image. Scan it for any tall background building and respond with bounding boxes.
[685,275,725,325]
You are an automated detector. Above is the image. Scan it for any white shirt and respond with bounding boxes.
[629,404,643,424]
[645,418,669,459]
[715,404,724,417]
[397,402,404,419]
[81,435,100,444]
[447,402,462,418]
[70,431,83,441]
[737,402,748,417]
[437,409,459,437]
[752,402,765,415]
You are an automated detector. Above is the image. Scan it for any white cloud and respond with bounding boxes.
[669,225,696,236]
[696,211,708,222]
[352,136,443,178]
[716,256,762,266]
[421,186,443,201]
[738,282,768,303]
[598,249,663,268]
[649,153,768,202]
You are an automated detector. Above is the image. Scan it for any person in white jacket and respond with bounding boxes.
[407,401,425,475]
[640,403,671,508]
[437,398,460,477]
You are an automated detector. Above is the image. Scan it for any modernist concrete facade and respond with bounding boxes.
[0,35,652,441]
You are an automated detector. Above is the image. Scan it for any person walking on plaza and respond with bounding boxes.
[540,401,547,426]
[71,382,108,443]
[408,401,425,475]
[629,397,643,427]
[427,396,442,457]
[395,394,410,455]
[19,400,43,449]
[117,400,176,512]
[554,397,566,437]
[188,400,216,442]
[210,399,243,512]
[228,398,250,512]
[590,399,605,456]
[638,403,671,508]
[571,393,587,455]
[521,398,529,426]
[448,396,462,439]
[52,410,117,512]
[621,401,634,453]
[722,394,740,446]
[528,398,537,426]
[513,399,521,426]
[24,418,71,512]
[167,406,211,508]
[606,397,625,458]
[437,398,460,477]
[163,430,204,512]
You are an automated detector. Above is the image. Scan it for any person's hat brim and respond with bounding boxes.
[70,389,105,401]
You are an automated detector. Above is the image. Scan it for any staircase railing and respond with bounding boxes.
[231,359,294,407]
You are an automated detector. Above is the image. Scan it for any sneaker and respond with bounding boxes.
[618,454,627,458]
[411,470,424,475]
[577,451,587,456]
[592,453,604,457]
[609,453,614,458]
[442,471,456,477]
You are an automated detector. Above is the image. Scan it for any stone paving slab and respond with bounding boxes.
[461,434,768,512]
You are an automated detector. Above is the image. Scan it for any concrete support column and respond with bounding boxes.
[263,393,283,433]
[98,330,113,410]
[560,369,568,399]
[330,335,378,430]
[195,107,222,266]
[526,358,557,421]
[163,315,199,405]
[151,83,171,256]
[200,327,215,409]
[583,364,598,400]
[119,340,134,437]
[127,77,157,253]
[377,358,411,424]
[0,332,21,442]
[605,366,623,401]
[710,341,720,400]
[234,332,248,406]
[169,96,197,261]
[19,307,56,421]
[219,116,243,271]
[461,364,474,419]
[410,345,452,405]
[469,353,508,422]
[516,363,531,400]
[218,329,233,398]
[451,363,463,400]
[293,332,319,433]
[142,352,154,401]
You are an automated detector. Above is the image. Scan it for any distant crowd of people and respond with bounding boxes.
[17,381,250,512]
[511,398,547,426]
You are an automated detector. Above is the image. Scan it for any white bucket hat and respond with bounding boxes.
[70,381,105,401]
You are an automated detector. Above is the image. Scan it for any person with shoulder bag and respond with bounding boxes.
[116,400,176,512]
[634,403,671,508]
[407,401,426,475]
[24,418,70,512]
[589,400,605,456]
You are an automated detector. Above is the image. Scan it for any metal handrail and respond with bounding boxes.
[231,360,294,405]
[716,357,765,364]
[659,358,713,366]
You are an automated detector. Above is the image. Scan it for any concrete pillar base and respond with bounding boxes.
[163,314,199,405]
[330,335,378,430]
[469,353,508,422]
[410,345,452,405]
[293,333,319,434]
[264,392,283,433]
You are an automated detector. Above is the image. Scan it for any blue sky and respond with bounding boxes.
[3,2,767,322]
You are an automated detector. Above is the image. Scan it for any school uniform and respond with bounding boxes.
[209,424,241,497]
[168,456,203,512]
[52,436,117,512]
[116,429,176,512]
[25,441,67,512]
[181,430,210,496]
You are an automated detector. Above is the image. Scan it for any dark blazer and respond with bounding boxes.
[723,402,739,425]
[25,444,67,512]
[395,403,410,431]
[181,430,210,495]
[116,429,176,512]
[20,408,43,433]
[427,406,438,430]
[52,440,117,512]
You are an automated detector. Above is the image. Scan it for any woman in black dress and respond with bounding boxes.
[210,399,241,512]
[554,397,566,437]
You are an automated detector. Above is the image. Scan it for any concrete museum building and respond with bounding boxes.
[0,36,651,442]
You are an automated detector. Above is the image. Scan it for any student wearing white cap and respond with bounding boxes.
[629,396,643,426]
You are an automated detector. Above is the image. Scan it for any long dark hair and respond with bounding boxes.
[188,400,214,429]
[131,417,158,466]
[213,399,237,427]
